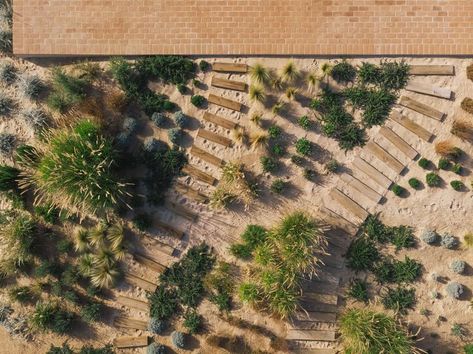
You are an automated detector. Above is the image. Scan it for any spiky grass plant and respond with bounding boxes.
[19,120,128,215]
[107,223,125,251]
[249,130,268,150]
[279,60,299,83]
[463,233,473,248]
[306,71,320,93]
[435,140,462,160]
[340,308,421,354]
[232,126,246,144]
[250,112,262,126]
[73,227,89,252]
[271,101,286,115]
[78,253,94,277]
[18,74,44,99]
[249,63,271,85]
[87,223,107,248]
[90,262,120,288]
[0,61,16,84]
[451,119,473,142]
[249,84,265,103]
[21,107,48,132]
[271,76,284,91]
[94,248,116,267]
[285,87,298,101]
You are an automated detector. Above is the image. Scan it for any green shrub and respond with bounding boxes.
[464,344,473,354]
[381,287,415,313]
[47,68,88,112]
[346,237,379,271]
[191,95,205,108]
[452,163,463,175]
[199,60,210,71]
[362,214,391,243]
[438,158,451,170]
[408,178,421,189]
[183,310,202,334]
[268,125,282,139]
[63,290,79,304]
[8,285,34,303]
[35,260,62,278]
[173,111,188,128]
[149,285,178,321]
[331,61,356,83]
[241,224,267,249]
[205,262,234,312]
[347,279,368,303]
[361,89,396,127]
[392,257,422,283]
[358,62,381,85]
[229,243,252,259]
[136,56,195,84]
[418,157,431,169]
[295,138,312,156]
[168,128,182,145]
[391,184,405,197]
[46,342,74,354]
[57,239,73,254]
[177,83,187,94]
[426,172,441,187]
[339,308,419,354]
[325,159,339,173]
[270,179,286,194]
[34,205,60,224]
[451,180,464,191]
[298,115,311,130]
[238,282,260,304]
[80,302,102,323]
[31,302,73,334]
[391,225,415,250]
[0,164,19,191]
[260,156,278,173]
[271,143,285,156]
[379,60,410,91]
[147,342,166,354]
[132,213,152,231]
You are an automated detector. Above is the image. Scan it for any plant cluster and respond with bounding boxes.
[418,157,431,169]
[452,119,473,142]
[204,261,235,312]
[346,279,369,303]
[46,343,114,354]
[361,214,415,249]
[230,224,268,260]
[381,287,416,313]
[421,229,439,244]
[238,212,327,318]
[446,281,464,299]
[331,61,357,83]
[47,68,88,113]
[373,256,422,284]
[210,162,254,209]
[31,302,73,334]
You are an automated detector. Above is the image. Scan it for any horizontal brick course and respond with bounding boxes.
[12,0,473,56]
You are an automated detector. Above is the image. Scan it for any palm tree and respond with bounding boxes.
[249,63,271,85]
[279,60,299,83]
[249,84,265,103]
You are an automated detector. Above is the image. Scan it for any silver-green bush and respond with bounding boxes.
[421,230,438,244]
[446,282,463,299]
[441,233,458,249]
[171,331,185,348]
[450,260,466,274]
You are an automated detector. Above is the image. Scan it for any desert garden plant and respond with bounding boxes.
[47,68,88,113]
[421,230,438,244]
[295,138,311,156]
[298,115,311,130]
[391,184,405,197]
[381,287,415,313]
[148,317,166,335]
[8,286,34,303]
[21,107,48,131]
[191,94,205,108]
[378,60,410,90]
[306,71,319,93]
[80,302,102,323]
[347,279,368,303]
[151,112,166,127]
[438,157,451,170]
[268,125,282,139]
[199,60,210,71]
[451,180,464,191]
[358,62,381,85]
[0,61,16,84]
[441,233,459,249]
[464,233,473,248]
[446,282,464,299]
[171,331,186,349]
[173,111,188,128]
[260,156,278,173]
[331,61,356,83]
[452,119,473,142]
[452,163,462,175]
[18,74,44,99]
[168,128,182,144]
[346,237,379,271]
[339,308,421,354]
[461,97,473,114]
[0,92,13,116]
[418,157,431,169]
[249,63,271,85]
[408,178,421,189]
[285,87,298,100]
[0,164,19,191]
[249,84,265,103]
[270,178,286,194]
[279,60,299,83]
[183,310,202,334]
[325,159,339,173]
[435,140,462,159]
[426,172,441,187]
[271,101,286,115]
[31,302,73,334]
[249,130,268,150]
[451,260,466,274]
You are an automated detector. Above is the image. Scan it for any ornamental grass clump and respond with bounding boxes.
[426,172,441,187]
[279,60,299,83]
[346,279,369,303]
[435,140,462,160]
[418,157,431,169]
[47,68,88,113]
[249,84,265,103]
[18,120,128,215]
[330,61,356,83]
[461,97,473,114]
[238,212,327,318]
[408,178,421,189]
[339,308,421,354]
[21,107,48,132]
[249,63,271,85]
[451,180,464,191]
[381,287,416,313]
[0,61,16,84]
[451,119,473,142]
[18,74,44,99]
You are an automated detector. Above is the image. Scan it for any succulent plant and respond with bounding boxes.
[421,230,439,245]
[441,233,458,249]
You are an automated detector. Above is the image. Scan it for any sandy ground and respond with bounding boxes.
[0,55,472,353]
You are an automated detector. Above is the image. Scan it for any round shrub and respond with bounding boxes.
[0,133,15,154]
[21,107,48,131]
[171,331,185,349]
[451,180,464,191]
[151,112,166,127]
[168,128,182,144]
[18,74,44,99]
[441,233,459,249]
[143,137,163,153]
[173,111,188,128]
[450,260,466,274]
[270,178,286,194]
[438,158,451,171]
[199,60,210,71]
[147,342,166,354]
[391,184,405,197]
[268,125,282,139]
[421,230,439,244]
[148,317,166,334]
[177,84,187,94]
[418,157,431,169]
[191,95,205,108]
[0,93,13,116]
[295,138,312,156]
[446,282,463,299]
[452,163,462,175]
[163,100,175,111]
[426,172,441,187]
[331,61,357,83]
[122,117,138,134]
[408,178,421,189]
[0,61,16,84]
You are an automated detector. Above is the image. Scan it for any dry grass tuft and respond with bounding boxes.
[461,97,473,115]
[250,112,263,126]
[249,130,268,150]
[232,126,247,144]
[467,63,473,81]
[435,140,462,159]
[451,119,473,142]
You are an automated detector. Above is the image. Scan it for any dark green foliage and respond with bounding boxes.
[136,56,195,85]
[80,302,102,323]
[291,155,305,166]
[391,225,415,250]
[47,68,88,112]
[374,257,422,284]
[183,310,202,334]
[391,184,405,197]
[31,302,73,334]
[418,157,431,169]
[452,163,463,175]
[199,60,210,71]
[451,180,464,191]
[34,204,60,224]
[143,145,187,204]
[298,115,311,130]
[63,290,79,304]
[270,178,286,194]
[408,178,421,189]
[190,94,205,108]
[426,172,441,187]
[0,164,19,191]
[378,60,411,91]
[46,342,74,354]
[177,84,187,94]
[230,225,267,260]
[132,213,152,231]
[229,243,252,259]
[331,61,357,83]
[150,243,215,322]
[1,214,38,268]
[77,345,114,354]
[303,168,316,181]
[205,262,234,312]
[464,344,473,354]
[361,214,392,243]
[347,279,369,303]
[325,159,339,173]
[61,265,79,286]
[0,62,16,84]
[295,138,312,156]
[271,143,285,156]
[381,287,415,313]
[268,125,282,139]
[260,156,278,173]
[8,285,33,303]
[438,158,451,170]
[358,62,381,85]
[19,74,44,99]
[346,237,379,271]
[35,260,62,278]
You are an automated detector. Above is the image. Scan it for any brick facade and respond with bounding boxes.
[12,0,473,56]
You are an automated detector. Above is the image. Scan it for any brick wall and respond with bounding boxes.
[12,0,473,56]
